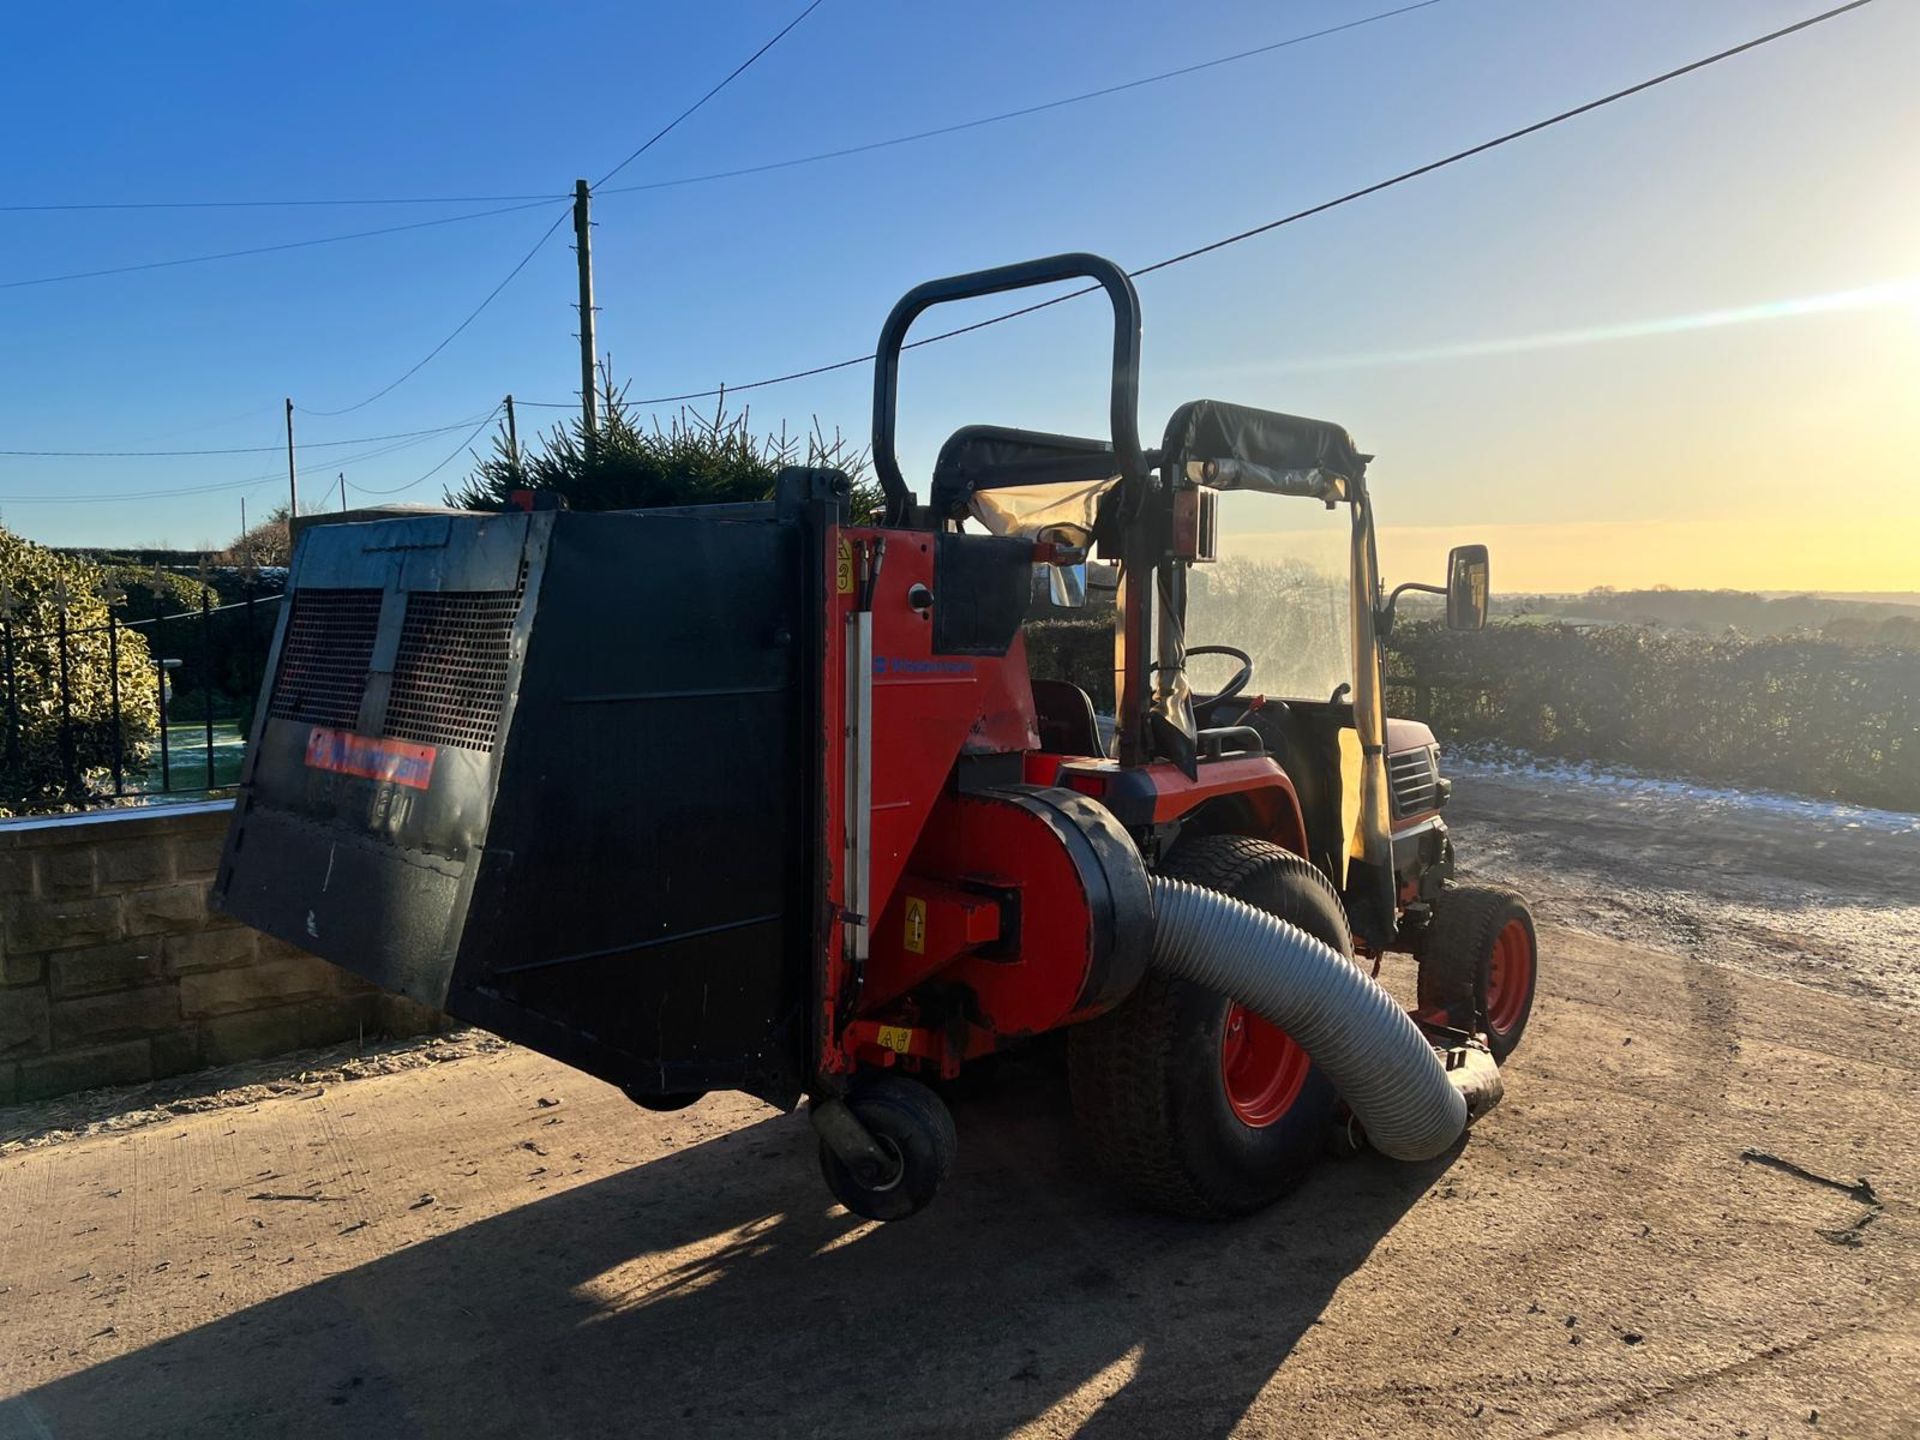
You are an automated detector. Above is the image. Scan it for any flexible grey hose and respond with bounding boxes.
[1149,876,1468,1161]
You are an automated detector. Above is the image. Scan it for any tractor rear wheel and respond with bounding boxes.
[817,1074,957,1222]
[1416,884,1538,1061]
[1069,836,1352,1218]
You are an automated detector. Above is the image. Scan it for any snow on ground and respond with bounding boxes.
[1443,748,1920,1014]
[1448,746,1920,836]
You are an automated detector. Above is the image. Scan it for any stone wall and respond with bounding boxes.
[1,802,441,1106]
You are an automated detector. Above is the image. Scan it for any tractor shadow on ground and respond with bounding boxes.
[15,1058,1456,1439]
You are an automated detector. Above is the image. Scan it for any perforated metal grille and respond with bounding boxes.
[383,589,522,751]
[1389,746,1439,817]
[267,588,383,728]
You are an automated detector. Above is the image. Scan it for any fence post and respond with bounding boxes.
[107,609,125,796]
[243,579,256,681]
[202,590,216,790]
[156,653,172,794]
[56,604,76,799]
[1,616,19,775]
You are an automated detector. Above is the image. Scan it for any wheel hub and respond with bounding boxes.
[1220,1003,1311,1128]
[1486,918,1534,1035]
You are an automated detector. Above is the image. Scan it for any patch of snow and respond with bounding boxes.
[1446,744,1920,837]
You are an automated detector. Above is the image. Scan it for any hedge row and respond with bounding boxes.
[1386,621,1920,812]
[1027,614,1920,812]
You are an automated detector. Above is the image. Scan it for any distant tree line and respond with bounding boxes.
[1496,586,1920,641]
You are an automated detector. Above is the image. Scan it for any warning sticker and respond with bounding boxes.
[875,1025,914,1055]
[835,538,854,595]
[903,896,927,954]
[304,727,437,790]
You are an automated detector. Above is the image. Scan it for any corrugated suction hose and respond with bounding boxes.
[1149,875,1471,1161]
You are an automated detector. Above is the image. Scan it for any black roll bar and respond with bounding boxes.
[871,252,1145,527]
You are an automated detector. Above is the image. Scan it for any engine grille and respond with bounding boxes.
[267,588,383,729]
[1389,745,1440,817]
[383,588,523,751]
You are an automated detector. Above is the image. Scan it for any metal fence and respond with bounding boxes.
[0,587,282,813]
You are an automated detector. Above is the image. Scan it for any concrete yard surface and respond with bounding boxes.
[1,924,1917,1438]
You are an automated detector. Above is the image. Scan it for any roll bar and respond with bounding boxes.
[871,252,1146,527]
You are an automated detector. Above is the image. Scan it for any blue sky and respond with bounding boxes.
[1,0,1914,589]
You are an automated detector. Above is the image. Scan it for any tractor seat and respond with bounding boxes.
[1031,679,1104,758]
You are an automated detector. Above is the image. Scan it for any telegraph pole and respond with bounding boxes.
[284,397,298,516]
[504,393,520,471]
[338,473,347,511]
[573,179,598,449]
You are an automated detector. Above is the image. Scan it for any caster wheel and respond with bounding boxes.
[622,1087,706,1112]
[817,1075,957,1222]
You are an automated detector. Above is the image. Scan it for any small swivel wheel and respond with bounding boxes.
[816,1074,957,1221]
[621,1086,706,1112]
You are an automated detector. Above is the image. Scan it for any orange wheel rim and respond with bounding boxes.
[1220,1003,1311,1128]
[1486,918,1534,1035]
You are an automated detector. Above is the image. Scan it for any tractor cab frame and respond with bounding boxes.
[869,252,1485,951]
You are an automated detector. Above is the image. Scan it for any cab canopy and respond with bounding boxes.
[1160,399,1369,505]
[923,402,1369,548]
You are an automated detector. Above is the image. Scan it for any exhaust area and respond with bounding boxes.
[1148,876,1477,1161]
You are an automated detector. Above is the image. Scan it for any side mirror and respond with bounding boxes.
[1446,544,1490,630]
[1041,560,1089,609]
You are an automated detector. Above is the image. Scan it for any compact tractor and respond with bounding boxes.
[216,253,1538,1221]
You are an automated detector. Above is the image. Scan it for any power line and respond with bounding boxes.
[304,0,831,420]
[0,418,500,459]
[0,471,285,504]
[0,6,833,450]
[1,1,1436,218]
[301,207,573,417]
[593,0,828,187]
[350,406,505,497]
[0,191,568,215]
[2,0,1423,436]
[599,0,1448,199]
[0,199,559,292]
[580,0,1878,411]
[0,416,492,504]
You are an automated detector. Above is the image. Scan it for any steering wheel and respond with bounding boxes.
[1184,645,1255,713]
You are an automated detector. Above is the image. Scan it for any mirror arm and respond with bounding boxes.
[1378,580,1446,639]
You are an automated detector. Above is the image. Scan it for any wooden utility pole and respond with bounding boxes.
[573,179,598,448]
[284,398,298,516]
[338,473,347,510]
[504,394,520,471]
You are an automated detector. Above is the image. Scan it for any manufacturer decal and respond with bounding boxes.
[872,656,975,677]
[304,727,437,790]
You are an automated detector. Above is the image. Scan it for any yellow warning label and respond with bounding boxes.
[835,538,854,594]
[876,1025,913,1055]
[903,896,927,954]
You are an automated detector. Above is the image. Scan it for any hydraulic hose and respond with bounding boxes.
[1149,876,1470,1161]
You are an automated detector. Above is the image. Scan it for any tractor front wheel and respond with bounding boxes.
[817,1074,957,1222]
[1416,884,1538,1061]
[1069,836,1352,1218]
